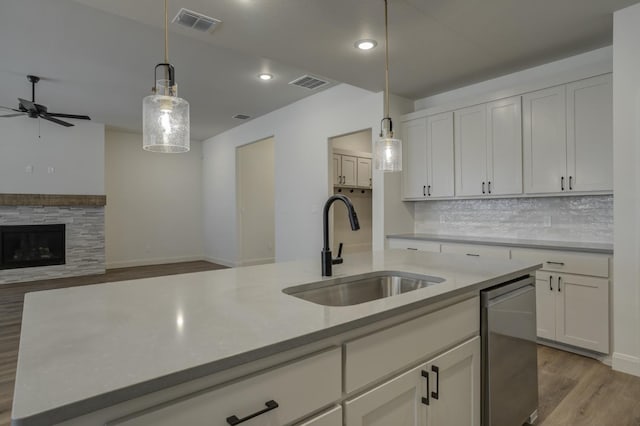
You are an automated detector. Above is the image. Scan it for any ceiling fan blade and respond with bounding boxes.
[40,114,74,127]
[0,113,26,118]
[46,112,91,120]
[1,106,22,112]
[18,98,37,112]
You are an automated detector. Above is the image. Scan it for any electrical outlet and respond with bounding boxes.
[544,216,552,227]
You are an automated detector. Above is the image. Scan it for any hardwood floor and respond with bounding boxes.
[0,261,225,426]
[1,263,640,426]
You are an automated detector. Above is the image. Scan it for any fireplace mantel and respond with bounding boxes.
[0,194,106,207]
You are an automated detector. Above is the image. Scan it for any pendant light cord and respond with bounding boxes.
[384,0,390,121]
[164,0,169,82]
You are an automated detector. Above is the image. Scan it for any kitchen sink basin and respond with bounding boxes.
[283,271,445,306]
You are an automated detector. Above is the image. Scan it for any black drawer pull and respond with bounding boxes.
[226,400,279,425]
[546,261,565,266]
[431,365,440,399]
[466,253,480,257]
[421,370,430,405]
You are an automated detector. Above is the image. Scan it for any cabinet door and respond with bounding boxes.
[342,155,358,187]
[535,272,557,340]
[357,157,372,188]
[426,112,454,197]
[425,337,480,426]
[555,273,609,353]
[523,86,567,194]
[333,154,342,186]
[402,118,428,199]
[297,406,342,426]
[486,96,523,196]
[454,105,487,196]
[345,364,427,426]
[566,74,613,192]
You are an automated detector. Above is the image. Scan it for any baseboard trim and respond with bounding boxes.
[107,255,207,269]
[202,256,237,268]
[612,352,640,377]
[237,258,275,267]
[536,338,609,363]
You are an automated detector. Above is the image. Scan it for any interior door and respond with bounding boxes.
[345,364,427,426]
[454,105,487,197]
[566,74,613,192]
[402,118,428,199]
[426,112,454,197]
[534,272,557,340]
[486,96,523,196]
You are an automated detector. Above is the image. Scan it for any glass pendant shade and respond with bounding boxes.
[143,80,190,153]
[374,132,402,172]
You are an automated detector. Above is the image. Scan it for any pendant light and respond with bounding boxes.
[374,0,402,172]
[143,0,190,153]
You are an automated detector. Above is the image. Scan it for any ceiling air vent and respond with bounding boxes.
[172,8,221,33]
[233,114,252,120]
[288,75,329,90]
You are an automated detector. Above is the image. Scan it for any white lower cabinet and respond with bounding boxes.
[440,243,510,260]
[535,271,609,353]
[297,406,342,426]
[344,337,480,426]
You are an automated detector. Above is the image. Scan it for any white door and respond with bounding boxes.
[342,155,358,187]
[426,112,454,197]
[333,154,342,186]
[297,406,342,426]
[486,96,523,196]
[455,105,487,197]
[345,364,427,426]
[523,86,567,194]
[566,74,613,192]
[402,118,428,199]
[425,337,480,426]
[535,272,557,340]
[555,273,609,353]
[357,157,372,188]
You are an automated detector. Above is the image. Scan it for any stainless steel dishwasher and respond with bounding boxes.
[481,276,538,426]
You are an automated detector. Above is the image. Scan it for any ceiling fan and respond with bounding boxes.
[0,75,91,127]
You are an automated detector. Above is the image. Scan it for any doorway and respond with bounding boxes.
[236,137,275,265]
[329,129,373,254]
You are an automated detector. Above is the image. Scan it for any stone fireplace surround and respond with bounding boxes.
[0,194,106,285]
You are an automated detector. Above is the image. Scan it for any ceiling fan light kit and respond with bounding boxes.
[142,0,190,153]
[0,75,91,127]
[374,0,402,172]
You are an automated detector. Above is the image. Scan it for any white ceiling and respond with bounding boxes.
[1,0,636,140]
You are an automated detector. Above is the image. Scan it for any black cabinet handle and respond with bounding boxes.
[558,276,562,293]
[569,176,573,190]
[226,400,279,425]
[482,182,485,194]
[488,181,492,194]
[549,275,553,291]
[421,370,430,405]
[427,185,431,197]
[466,253,480,257]
[546,261,565,266]
[431,365,440,399]
[423,185,426,197]
[561,176,565,191]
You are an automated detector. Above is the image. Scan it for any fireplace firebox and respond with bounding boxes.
[0,224,66,270]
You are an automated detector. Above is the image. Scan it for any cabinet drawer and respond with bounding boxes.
[344,297,478,393]
[440,243,510,259]
[296,405,342,426]
[111,348,341,426]
[387,238,441,253]
[512,248,609,277]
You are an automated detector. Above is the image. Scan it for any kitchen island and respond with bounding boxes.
[11,250,540,426]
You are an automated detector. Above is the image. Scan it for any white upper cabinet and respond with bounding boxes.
[402,113,454,199]
[341,155,358,187]
[334,152,372,189]
[357,157,372,188]
[566,74,613,192]
[486,96,523,196]
[332,154,342,186]
[523,74,613,195]
[454,105,487,197]
[523,86,567,194]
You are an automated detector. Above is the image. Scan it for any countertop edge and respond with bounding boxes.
[12,264,540,426]
[386,234,613,255]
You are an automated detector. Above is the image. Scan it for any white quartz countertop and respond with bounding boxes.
[387,233,613,254]
[12,250,540,425]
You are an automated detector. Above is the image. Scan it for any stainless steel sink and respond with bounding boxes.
[283,271,445,306]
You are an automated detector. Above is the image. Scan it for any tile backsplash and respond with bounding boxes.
[414,195,612,243]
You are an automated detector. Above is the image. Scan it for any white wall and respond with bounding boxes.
[105,129,203,268]
[612,3,640,377]
[202,84,386,266]
[0,117,104,194]
[331,129,372,153]
[237,137,275,266]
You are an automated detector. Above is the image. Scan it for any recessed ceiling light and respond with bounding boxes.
[355,39,377,50]
[258,73,273,81]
